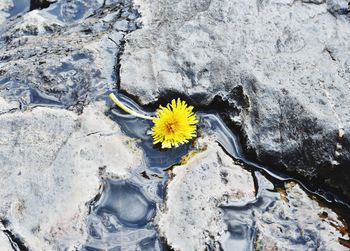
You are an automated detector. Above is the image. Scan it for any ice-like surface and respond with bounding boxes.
[221,173,349,251]
[83,179,160,250]
[96,180,156,227]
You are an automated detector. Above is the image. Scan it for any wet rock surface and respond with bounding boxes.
[83,178,163,250]
[157,138,256,251]
[221,172,349,251]
[157,137,349,251]
[120,0,350,200]
[0,103,143,250]
[0,228,13,251]
[253,180,348,251]
[0,0,140,112]
[0,0,349,250]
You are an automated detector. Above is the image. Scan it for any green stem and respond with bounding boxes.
[109,93,154,120]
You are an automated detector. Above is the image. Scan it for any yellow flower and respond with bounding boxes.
[151,98,198,148]
[109,93,198,148]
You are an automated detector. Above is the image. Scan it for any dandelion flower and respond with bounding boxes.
[109,93,198,149]
[151,98,198,148]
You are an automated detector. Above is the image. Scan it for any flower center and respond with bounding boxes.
[165,120,178,134]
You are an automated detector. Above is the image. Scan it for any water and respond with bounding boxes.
[83,179,161,250]
[9,0,30,18]
[87,93,349,250]
[0,0,140,111]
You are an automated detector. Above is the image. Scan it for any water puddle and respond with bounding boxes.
[83,179,162,250]
[9,0,29,18]
[82,93,349,250]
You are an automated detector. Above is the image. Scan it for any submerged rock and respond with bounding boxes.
[0,103,143,250]
[120,0,350,200]
[157,138,256,250]
[95,180,156,228]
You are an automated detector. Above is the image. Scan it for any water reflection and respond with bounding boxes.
[103,94,349,250]
[83,179,159,250]
[9,0,29,17]
[108,94,192,171]
[96,180,156,228]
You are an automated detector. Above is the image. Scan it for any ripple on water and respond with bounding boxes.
[83,179,159,250]
[96,179,156,228]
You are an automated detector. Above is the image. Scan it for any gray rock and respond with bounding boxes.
[0,226,12,251]
[157,137,349,250]
[0,0,139,112]
[120,0,350,200]
[254,179,349,250]
[157,137,256,251]
[0,103,143,250]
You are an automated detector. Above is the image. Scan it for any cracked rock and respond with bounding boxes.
[0,0,140,111]
[0,102,143,250]
[255,182,349,250]
[120,0,350,201]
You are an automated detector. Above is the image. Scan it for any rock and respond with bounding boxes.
[0,103,143,250]
[255,182,349,250]
[0,0,13,25]
[0,0,140,112]
[0,229,12,251]
[0,96,18,114]
[157,138,256,251]
[84,179,159,250]
[120,0,350,200]
[221,172,349,250]
[157,137,349,250]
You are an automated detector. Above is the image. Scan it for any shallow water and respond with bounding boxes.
[9,0,29,17]
[81,93,350,250]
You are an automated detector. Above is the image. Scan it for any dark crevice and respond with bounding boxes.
[1,220,28,251]
[30,0,56,11]
[324,47,337,61]
[119,86,350,230]
[115,38,127,90]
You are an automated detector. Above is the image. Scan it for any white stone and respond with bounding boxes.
[157,138,255,251]
[0,229,12,251]
[120,0,350,200]
[255,182,349,251]
[0,102,143,250]
[0,96,18,114]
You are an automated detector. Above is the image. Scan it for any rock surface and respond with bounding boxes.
[120,0,350,200]
[157,138,256,251]
[0,228,13,251]
[157,137,349,250]
[255,182,349,251]
[0,0,139,112]
[0,103,143,250]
